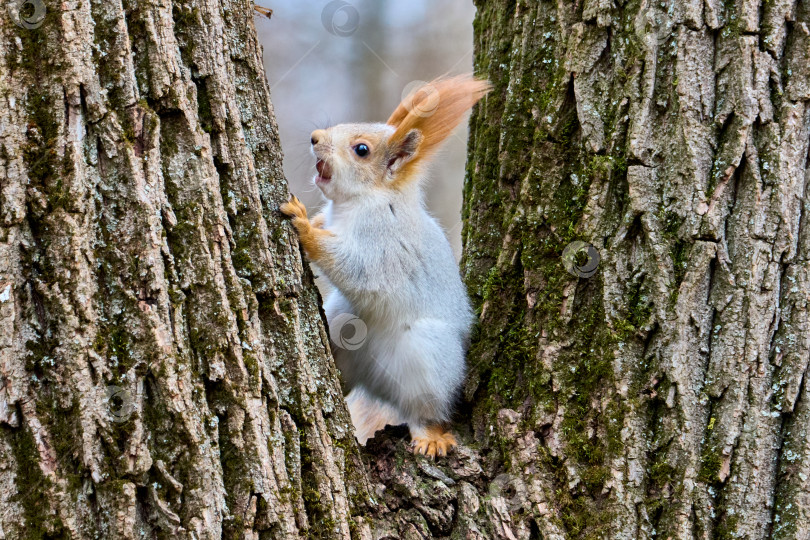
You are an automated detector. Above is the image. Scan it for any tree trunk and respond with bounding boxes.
[0,0,370,538]
[460,0,810,538]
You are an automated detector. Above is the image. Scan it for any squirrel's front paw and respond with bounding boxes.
[411,425,457,458]
[280,195,308,221]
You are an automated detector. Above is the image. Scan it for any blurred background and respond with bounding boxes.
[255,0,477,258]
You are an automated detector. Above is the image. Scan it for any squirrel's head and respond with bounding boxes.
[310,74,491,202]
[309,122,419,201]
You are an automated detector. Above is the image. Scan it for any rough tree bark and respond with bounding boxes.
[459,0,810,538]
[0,0,371,537]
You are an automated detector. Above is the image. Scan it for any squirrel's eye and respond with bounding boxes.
[354,144,370,157]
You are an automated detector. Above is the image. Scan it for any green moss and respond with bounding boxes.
[772,484,800,538]
[243,352,260,384]
[298,430,342,538]
[698,445,722,484]
[8,5,56,75]
[715,514,741,540]
[671,240,690,284]
[661,210,689,284]
[172,4,202,69]
[720,0,741,38]
[646,440,679,526]
[4,423,66,539]
[625,278,653,337]
[650,460,676,486]
[556,294,614,496]
[231,217,262,279]
[550,468,614,540]
[24,336,57,376]
[21,86,71,213]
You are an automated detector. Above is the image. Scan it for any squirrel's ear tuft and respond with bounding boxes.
[386,129,422,175]
[386,74,492,186]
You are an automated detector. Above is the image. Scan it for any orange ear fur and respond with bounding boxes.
[386,74,492,188]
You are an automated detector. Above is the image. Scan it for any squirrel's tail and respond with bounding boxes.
[346,388,403,445]
[386,74,492,184]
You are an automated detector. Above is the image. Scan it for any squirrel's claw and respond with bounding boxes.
[280,195,308,220]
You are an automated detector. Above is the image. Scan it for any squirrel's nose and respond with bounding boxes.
[310,129,326,146]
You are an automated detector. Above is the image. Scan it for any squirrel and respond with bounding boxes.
[281,74,491,457]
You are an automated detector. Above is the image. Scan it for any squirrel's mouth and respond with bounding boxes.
[315,159,332,184]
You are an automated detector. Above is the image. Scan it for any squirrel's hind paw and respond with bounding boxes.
[411,425,457,458]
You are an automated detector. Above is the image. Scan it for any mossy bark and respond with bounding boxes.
[0,0,372,537]
[460,0,810,538]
